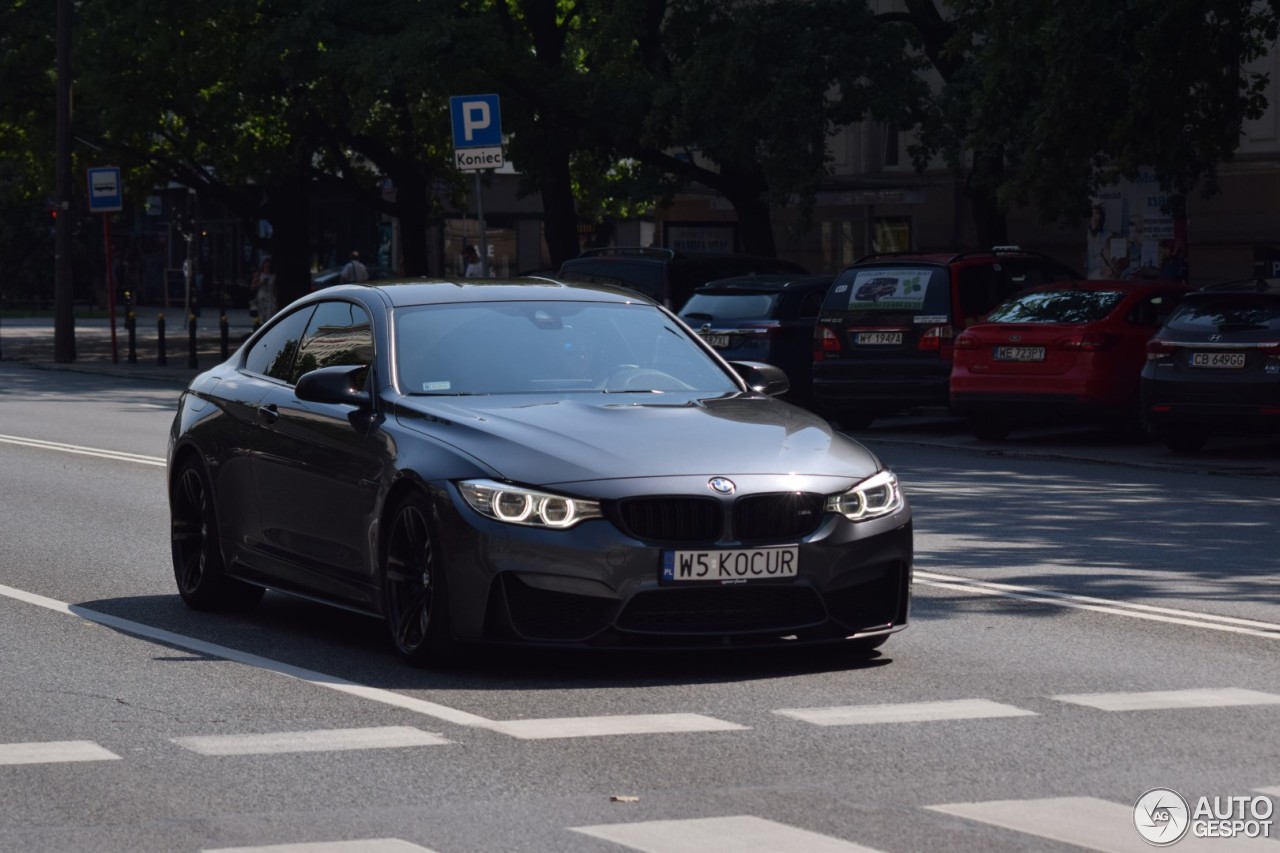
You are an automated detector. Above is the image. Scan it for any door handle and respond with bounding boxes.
[257,404,279,424]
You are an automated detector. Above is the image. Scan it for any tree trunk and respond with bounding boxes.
[261,176,313,309]
[716,167,776,256]
[541,153,580,267]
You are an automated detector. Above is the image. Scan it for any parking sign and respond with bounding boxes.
[450,94,503,171]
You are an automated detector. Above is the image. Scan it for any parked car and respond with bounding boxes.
[558,247,808,310]
[812,247,1082,428]
[310,264,396,290]
[1141,277,1280,451]
[168,277,913,666]
[679,274,834,409]
[951,279,1192,440]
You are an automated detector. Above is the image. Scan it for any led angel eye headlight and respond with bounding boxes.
[825,470,903,522]
[458,480,601,529]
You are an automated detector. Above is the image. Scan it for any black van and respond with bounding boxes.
[558,247,808,310]
[811,248,1081,428]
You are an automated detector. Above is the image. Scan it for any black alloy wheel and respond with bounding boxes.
[170,458,264,610]
[382,491,457,667]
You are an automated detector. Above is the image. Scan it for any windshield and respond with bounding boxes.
[1164,294,1280,333]
[826,266,951,316]
[985,290,1125,324]
[680,292,779,321]
[394,301,740,395]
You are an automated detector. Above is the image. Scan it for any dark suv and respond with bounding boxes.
[558,247,808,310]
[812,247,1081,428]
[1141,277,1280,451]
[679,274,834,408]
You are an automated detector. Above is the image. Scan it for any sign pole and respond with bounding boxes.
[475,171,489,277]
[102,214,118,363]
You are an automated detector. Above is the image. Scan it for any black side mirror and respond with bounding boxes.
[295,365,371,408]
[729,361,790,397]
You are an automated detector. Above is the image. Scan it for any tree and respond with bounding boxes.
[889,0,1280,243]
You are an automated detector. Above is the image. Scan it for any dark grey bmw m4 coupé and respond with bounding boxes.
[168,278,913,666]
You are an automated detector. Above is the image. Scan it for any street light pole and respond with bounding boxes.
[54,0,74,362]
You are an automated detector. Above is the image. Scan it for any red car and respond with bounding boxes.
[951,280,1192,440]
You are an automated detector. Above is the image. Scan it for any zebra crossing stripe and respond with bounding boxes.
[204,840,437,853]
[572,815,886,853]
[928,796,1280,852]
[774,698,1037,726]
[0,740,120,766]
[493,713,746,740]
[173,726,450,756]
[1053,688,1280,712]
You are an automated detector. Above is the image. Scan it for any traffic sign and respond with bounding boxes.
[86,166,122,213]
[450,95,504,171]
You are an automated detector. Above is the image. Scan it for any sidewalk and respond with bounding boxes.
[0,305,258,385]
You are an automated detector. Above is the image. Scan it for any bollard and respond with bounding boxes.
[126,309,137,364]
[157,313,167,366]
[188,313,199,369]
[219,312,229,360]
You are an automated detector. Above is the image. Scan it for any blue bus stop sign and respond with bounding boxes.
[86,166,123,213]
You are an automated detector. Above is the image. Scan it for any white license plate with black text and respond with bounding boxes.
[702,334,731,348]
[856,332,903,346]
[662,547,798,583]
[1191,352,1246,368]
[994,346,1046,362]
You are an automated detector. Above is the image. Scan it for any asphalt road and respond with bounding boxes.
[1,362,1278,853]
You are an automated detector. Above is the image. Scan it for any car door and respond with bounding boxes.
[248,300,388,608]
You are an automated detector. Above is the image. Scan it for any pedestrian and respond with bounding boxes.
[250,257,277,321]
[341,250,370,283]
[463,245,483,278]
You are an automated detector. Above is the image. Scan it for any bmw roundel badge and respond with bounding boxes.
[708,477,736,495]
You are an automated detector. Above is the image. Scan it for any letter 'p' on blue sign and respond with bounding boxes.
[450,95,503,148]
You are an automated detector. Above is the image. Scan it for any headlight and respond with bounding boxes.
[458,480,602,529]
[825,469,904,522]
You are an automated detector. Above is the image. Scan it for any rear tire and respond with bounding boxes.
[969,419,1011,441]
[1159,428,1209,453]
[382,491,459,667]
[170,458,264,611]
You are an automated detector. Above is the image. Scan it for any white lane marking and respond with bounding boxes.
[0,740,121,766]
[774,698,1037,726]
[915,570,1280,640]
[1053,687,1280,712]
[0,582,498,732]
[572,815,886,853]
[172,726,450,756]
[493,713,746,740]
[0,433,165,466]
[929,796,1280,852]
[0,582,747,741]
[205,840,437,853]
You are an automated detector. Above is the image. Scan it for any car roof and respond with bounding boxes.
[1191,277,1280,296]
[308,277,657,308]
[692,274,834,293]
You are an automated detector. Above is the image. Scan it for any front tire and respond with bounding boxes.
[382,491,458,667]
[170,458,264,611]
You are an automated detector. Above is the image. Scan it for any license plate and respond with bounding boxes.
[662,547,798,582]
[1191,351,1246,368]
[702,334,731,348]
[855,332,903,346]
[994,346,1046,362]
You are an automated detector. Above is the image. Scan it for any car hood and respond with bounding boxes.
[393,392,880,487]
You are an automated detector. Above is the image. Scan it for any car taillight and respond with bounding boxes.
[1146,339,1177,361]
[1056,332,1113,351]
[917,325,954,352]
[815,325,841,358]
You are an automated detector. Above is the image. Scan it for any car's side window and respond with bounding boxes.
[797,289,824,320]
[1128,292,1184,327]
[243,307,316,381]
[288,301,374,386]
